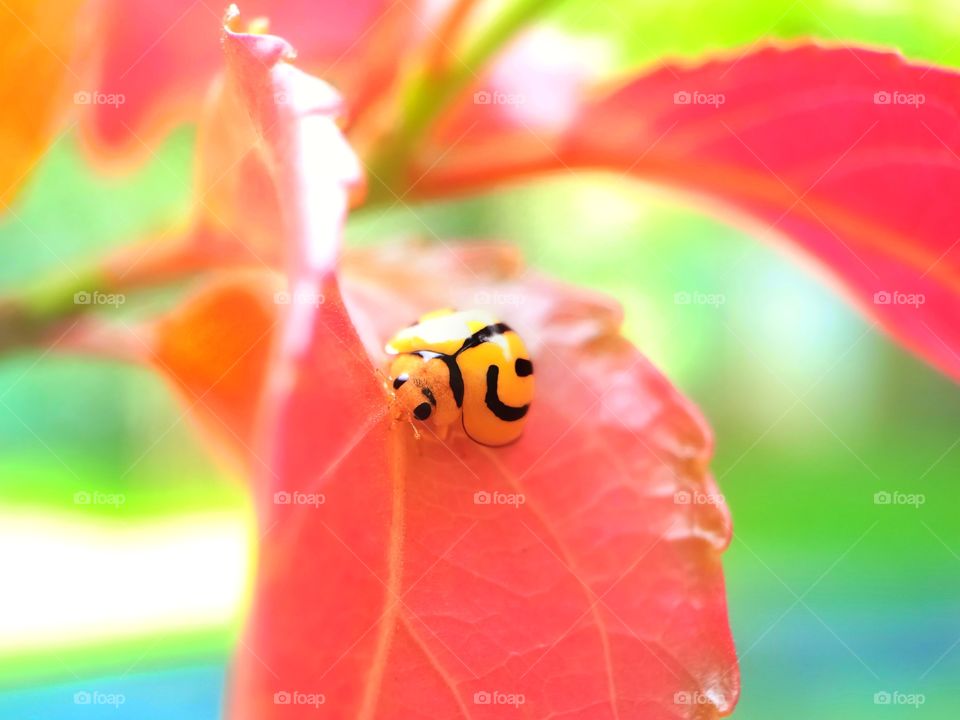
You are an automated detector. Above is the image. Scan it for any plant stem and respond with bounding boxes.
[0,235,227,356]
[0,266,109,353]
[365,0,566,203]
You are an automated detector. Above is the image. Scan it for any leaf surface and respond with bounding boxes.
[192,241,736,720]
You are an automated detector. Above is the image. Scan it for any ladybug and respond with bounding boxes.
[385,309,534,446]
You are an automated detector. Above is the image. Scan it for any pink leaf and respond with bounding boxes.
[418,43,960,382]
[227,243,739,720]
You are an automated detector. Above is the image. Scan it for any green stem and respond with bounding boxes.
[366,0,566,203]
[0,237,218,356]
[0,267,113,353]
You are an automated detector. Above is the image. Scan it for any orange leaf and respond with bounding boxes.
[151,270,281,467]
[0,0,86,206]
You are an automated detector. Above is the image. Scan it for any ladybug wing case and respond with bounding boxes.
[457,331,534,446]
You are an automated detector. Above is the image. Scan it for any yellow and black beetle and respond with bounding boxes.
[385,309,534,446]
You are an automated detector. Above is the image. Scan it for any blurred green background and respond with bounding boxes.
[2,0,959,717]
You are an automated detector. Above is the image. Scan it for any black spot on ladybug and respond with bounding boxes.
[485,365,529,422]
[393,374,408,389]
[421,387,437,407]
[515,358,533,377]
[457,323,511,354]
[442,355,465,407]
[413,402,432,420]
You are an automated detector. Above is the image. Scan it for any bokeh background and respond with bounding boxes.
[2,0,960,717]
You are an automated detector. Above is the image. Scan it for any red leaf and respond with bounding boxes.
[226,243,738,720]
[417,43,960,382]
[144,242,740,718]
[144,241,739,720]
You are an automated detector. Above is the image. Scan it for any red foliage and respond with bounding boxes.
[418,42,960,381]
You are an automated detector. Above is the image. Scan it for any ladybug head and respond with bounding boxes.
[388,353,460,438]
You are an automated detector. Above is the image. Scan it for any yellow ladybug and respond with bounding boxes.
[385,309,534,446]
